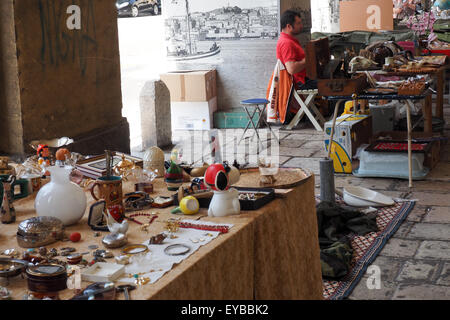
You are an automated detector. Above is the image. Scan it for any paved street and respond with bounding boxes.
[118,15,450,301]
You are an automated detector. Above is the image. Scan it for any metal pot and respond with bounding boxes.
[16,216,65,248]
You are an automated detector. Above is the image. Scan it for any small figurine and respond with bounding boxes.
[114,154,135,179]
[1,175,16,224]
[164,160,183,191]
[204,163,240,217]
[104,208,129,235]
[55,148,71,166]
[37,144,51,166]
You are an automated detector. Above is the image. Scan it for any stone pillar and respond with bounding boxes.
[0,0,24,155]
[0,0,130,157]
[311,0,341,34]
[140,80,172,150]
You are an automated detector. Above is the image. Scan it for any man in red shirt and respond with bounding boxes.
[275,10,318,123]
[277,10,316,90]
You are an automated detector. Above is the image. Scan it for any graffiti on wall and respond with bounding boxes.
[38,0,98,76]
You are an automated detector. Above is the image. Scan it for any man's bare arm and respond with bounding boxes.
[285,58,306,76]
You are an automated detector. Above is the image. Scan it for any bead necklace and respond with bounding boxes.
[126,212,158,225]
[178,221,230,234]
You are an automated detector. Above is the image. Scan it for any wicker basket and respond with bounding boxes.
[143,147,165,178]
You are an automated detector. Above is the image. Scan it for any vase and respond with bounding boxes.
[35,166,87,226]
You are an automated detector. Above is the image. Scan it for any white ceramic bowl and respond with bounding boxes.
[343,186,394,207]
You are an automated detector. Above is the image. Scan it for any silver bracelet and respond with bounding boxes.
[164,244,191,256]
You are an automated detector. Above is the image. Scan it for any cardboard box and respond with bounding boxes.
[160,70,217,102]
[340,0,393,33]
[171,97,218,131]
[324,114,372,173]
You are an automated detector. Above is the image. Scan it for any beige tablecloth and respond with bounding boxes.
[0,172,323,300]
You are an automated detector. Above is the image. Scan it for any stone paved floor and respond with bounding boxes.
[163,97,450,300]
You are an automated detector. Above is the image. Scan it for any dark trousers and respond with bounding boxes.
[296,78,318,90]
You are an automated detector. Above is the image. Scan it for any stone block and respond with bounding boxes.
[282,133,324,141]
[405,205,428,222]
[140,80,172,150]
[391,221,415,238]
[280,139,306,148]
[282,157,321,174]
[415,241,450,260]
[395,260,440,282]
[407,223,450,241]
[378,238,421,258]
[279,147,316,157]
[368,256,404,283]
[423,206,450,223]
[437,263,450,286]
[425,162,450,181]
[393,284,450,300]
[348,278,397,300]
[312,149,328,157]
[301,140,325,149]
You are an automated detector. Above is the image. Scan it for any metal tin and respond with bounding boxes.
[26,264,67,293]
[16,216,65,248]
[102,233,128,249]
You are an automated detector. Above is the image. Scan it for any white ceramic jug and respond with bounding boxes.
[35,166,87,226]
[208,188,240,217]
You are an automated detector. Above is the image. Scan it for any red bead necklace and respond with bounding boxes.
[126,213,158,225]
[178,221,230,234]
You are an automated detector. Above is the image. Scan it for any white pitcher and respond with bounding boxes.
[208,188,240,217]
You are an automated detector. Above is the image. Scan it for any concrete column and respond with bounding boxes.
[0,0,24,155]
[0,0,130,157]
[140,80,172,150]
[311,0,340,34]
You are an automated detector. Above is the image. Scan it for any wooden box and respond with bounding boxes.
[318,73,368,96]
[305,37,330,80]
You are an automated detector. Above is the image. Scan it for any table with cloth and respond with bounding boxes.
[0,170,323,300]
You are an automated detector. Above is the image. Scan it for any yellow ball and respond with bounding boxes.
[179,196,200,215]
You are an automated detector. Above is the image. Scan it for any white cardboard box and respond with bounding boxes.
[171,96,218,131]
[81,262,125,283]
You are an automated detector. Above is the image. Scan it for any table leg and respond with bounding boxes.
[436,69,444,120]
[245,106,262,144]
[257,105,280,145]
[327,100,345,160]
[422,93,433,135]
[406,100,413,188]
[238,106,259,144]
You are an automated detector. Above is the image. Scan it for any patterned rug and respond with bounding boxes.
[321,200,416,300]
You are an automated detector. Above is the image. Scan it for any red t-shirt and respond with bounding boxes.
[276,32,306,85]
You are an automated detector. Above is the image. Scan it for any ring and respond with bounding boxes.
[164,244,191,256]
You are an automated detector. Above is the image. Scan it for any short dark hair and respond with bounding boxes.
[280,10,302,30]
